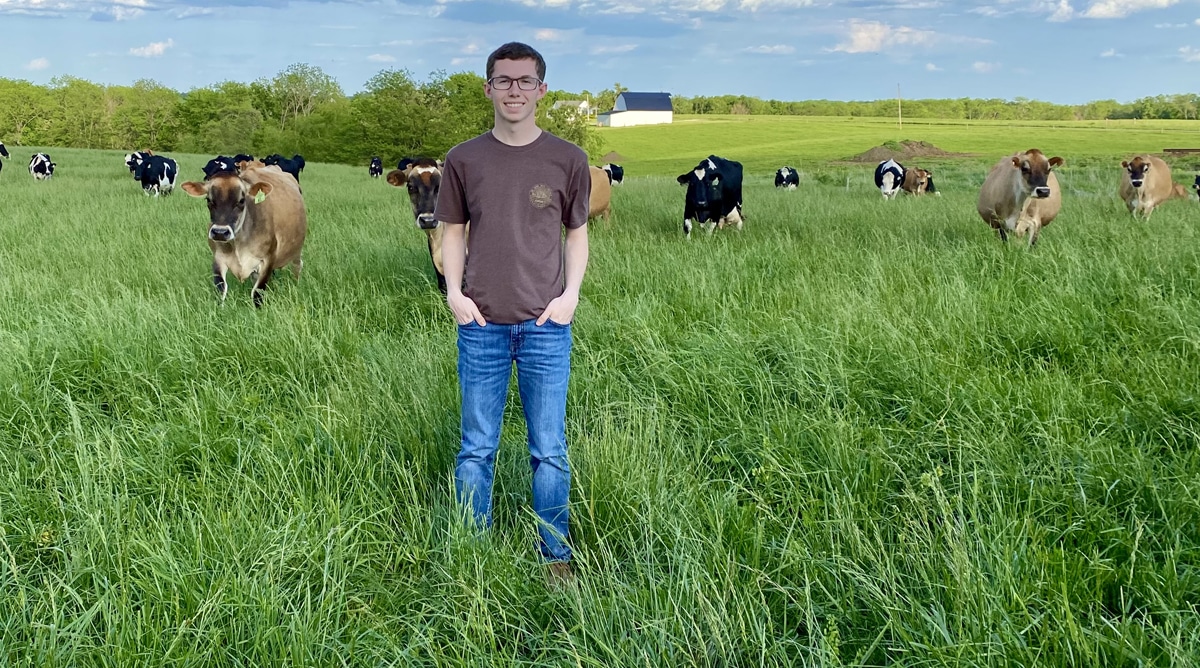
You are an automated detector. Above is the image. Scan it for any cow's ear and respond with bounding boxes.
[1049,157,1064,169]
[1121,160,1129,169]
[181,182,208,197]
[386,170,408,187]
[248,182,273,201]
[1010,156,1022,168]
[677,174,690,185]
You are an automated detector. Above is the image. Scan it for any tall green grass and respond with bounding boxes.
[0,139,1197,666]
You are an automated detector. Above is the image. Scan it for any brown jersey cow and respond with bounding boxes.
[387,158,464,293]
[977,149,1064,247]
[588,165,611,223]
[181,164,307,307]
[1119,155,1189,220]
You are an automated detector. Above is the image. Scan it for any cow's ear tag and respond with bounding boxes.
[254,191,267,204]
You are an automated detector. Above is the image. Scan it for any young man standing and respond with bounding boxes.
[434,42,591,584]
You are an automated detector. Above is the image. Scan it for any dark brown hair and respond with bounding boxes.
[486,42,546,81]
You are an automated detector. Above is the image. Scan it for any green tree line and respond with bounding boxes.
[0,64,602,165]
[670,93,1200,121]
[2,64,1195,166]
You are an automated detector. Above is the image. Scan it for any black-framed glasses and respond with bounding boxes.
[488,76,542,91]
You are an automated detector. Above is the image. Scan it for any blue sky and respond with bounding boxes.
[2,0,1199,104]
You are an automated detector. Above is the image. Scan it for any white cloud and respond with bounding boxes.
[590,43,638,55]
[535,28,569,40]
[1100,48,1123,57]
[26,57,49,70]
[831,20,937,53]
[129,38,173,57]
[743,44,795,54]
[737,0,817,10]
[1181,46,1200,61]
[1155,22,1187,28]
[367,53,395,62]
[1047,0,1073,21]
[174,6,213,18]
[1083,0,1178,19]
[925,62,941,71]
[110,6,142,19]
[972,61,1000,73]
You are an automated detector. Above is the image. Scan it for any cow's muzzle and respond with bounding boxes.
[1130,180,1144,189]
[1033,187,1051,198]
[209,226,234,242]
[416,213,438,230]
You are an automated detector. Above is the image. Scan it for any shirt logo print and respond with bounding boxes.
[529,183,552,209]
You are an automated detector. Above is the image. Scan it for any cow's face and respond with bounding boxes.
[1122,157,1151,189]
[911,168,931,193]
[181,176,271,243]
[387,161,442,230]
[1010,149,1063,199]
[677,160,724,224]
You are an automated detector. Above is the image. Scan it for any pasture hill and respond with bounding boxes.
[839,139,972,164]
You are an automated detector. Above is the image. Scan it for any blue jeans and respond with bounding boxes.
[455,318,573,562]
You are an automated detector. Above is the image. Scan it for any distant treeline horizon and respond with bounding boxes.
[1,64,1196,167]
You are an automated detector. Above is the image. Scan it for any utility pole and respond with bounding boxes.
[897,83,903,130]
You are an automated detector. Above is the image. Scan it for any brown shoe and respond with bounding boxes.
[545,561,576,590]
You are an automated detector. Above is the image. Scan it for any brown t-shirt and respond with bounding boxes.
[435,131,590,324]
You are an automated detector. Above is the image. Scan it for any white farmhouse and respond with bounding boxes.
[551,99,591,119]
[596,92,673,127]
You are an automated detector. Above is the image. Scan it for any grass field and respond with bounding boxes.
[1,121,1198,666]
[600,115,1200,179]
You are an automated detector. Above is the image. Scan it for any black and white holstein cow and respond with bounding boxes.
[202,156,237,179]
[369,156,383,178]
[775,166,799,189]
[0,141,8,178]
[874,159,938,199]
[600,163,624,185]
[677,155,744,238]
[125,150,152,175]
[1193,174,1199,200]
[263,154,305,185]
[397,157,417,172]
[134,154,178,196]
[29,153,55,180]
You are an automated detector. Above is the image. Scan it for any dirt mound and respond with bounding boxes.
[600,151,627,163]
[843,140,967,164]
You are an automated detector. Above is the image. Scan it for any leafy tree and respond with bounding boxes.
[44,76,109,148]
[111,79,181,149]
[268,63,343,130]
[0,78,52,144]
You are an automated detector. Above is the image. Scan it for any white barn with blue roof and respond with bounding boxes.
[596,92,673,127]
